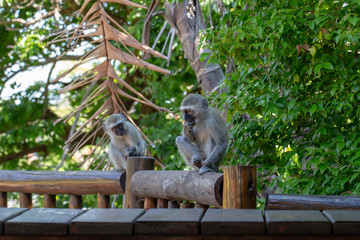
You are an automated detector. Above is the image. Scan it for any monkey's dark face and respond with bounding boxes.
[112,123,125,136]
[182,108,195,124]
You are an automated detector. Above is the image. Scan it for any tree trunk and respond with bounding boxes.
[164,0,225,93]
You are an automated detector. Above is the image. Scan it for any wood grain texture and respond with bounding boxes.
[131,170,223,207]
[135,208,204,235]
[0,208,28,235]
[5,208,83,236]
[43,194,56,208]
[144,198,156,211]
[265,210,331,235]
[0,170,125,195]
[323,210,360,235]
[0,192,7,207]
[125,157,154,209]
[69,194,82,209]
[223,166,256,209]
[70,209,145,235]
[157,199,168,208]
[266,194,360,210]
[19,193,32,209]
[201,209,265,235]
[97,193,110,208]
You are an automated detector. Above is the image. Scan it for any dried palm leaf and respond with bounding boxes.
[46,0,171,169]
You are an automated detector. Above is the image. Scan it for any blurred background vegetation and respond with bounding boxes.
[1,0,360,208]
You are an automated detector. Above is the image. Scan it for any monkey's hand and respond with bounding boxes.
[183,122,195,142]
[190,155,203,168]
[126,146,139,156]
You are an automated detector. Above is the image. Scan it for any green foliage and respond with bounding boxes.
[203,0,360,195]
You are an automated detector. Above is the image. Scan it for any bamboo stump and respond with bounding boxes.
[125,157,154,208]
[223,166,256,209]
[0,192,7,207]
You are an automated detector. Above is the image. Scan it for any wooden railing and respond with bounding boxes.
[0,170,126,208]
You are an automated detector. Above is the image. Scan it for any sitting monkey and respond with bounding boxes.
[176,94,229,175]
[103,114,146,169]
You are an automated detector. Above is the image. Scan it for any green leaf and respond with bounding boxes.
[288,99,296,111]
[309,104,317,116]
[314,64,322,74]
[245,59,256,68]
[336,142,345,153]
[322,62,334,70]
[350,173,359,184]
[349,16,358,26]
[309,46,316,57]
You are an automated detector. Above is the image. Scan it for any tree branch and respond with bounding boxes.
[0,145,48,164]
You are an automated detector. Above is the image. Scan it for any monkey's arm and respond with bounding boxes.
[109,143,126,169]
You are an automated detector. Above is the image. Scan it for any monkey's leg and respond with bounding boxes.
[176,135,203,169]
[109,144,126,169]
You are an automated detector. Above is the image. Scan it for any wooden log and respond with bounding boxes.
[194,203,209,210]
[0,192,7,207]
[144,197,156,211]
[131,170,223,207]
[97,193,110,208]
[266,194,360,210]
[0,170,126,195]
[157,199,168,208]
[125,157,154,208]
[19,193,32,209]
[43,194,56,208]
[223,166,256,209]
[70,194,82,209]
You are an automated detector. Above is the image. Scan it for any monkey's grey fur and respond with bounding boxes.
[176,94,229,175]
[103,114,146,169]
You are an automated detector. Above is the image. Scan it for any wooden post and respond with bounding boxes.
[223,166,256,209]
[69,194,82,209]
[144,197,156,210]
[0,192,7,207]
[19,193,32,209]
[97,193,110,208]
[157,198,168,208]
[125,157,154,208]
[43,194,56,208]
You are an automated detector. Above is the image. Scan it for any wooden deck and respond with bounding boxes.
[1,208,360,239]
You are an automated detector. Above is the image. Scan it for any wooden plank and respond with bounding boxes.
[0,208,28,235]
[157,199,168,208]
[144,198,156,210]
[265,210,331,235]
[201,209,265,235]
[135,208,204,235]
[0,170,126,195]
[266,194,360,210]
[223,166,256,209]
[323,210,360,235]
[5,208,83,235]
[71,209,145,235]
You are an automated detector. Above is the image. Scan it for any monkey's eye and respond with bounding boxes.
[186,109,193,115]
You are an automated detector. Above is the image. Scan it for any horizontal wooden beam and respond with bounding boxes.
[266,194,360,210]
[0,170,126,195]
[130,170,223,207]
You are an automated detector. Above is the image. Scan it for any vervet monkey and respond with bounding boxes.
[176,94,228,175]
[103,114,146,169]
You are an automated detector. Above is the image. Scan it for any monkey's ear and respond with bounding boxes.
[201,98,208,109]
